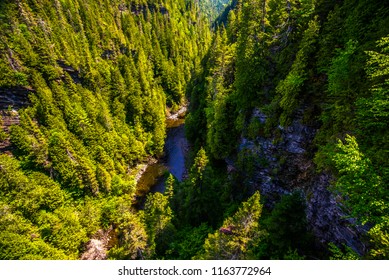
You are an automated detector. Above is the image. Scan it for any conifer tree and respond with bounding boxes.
[200,191,263,260]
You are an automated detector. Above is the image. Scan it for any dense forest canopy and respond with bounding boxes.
[186,0,388,259]
[0,0,211,259]
[197,0,231,23]
[0,0,388,260]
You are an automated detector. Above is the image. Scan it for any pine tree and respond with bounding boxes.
[200,191,263,260]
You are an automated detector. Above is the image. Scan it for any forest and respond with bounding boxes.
[0,0,388,260]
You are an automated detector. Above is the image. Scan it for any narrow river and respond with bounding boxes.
[151,123,188,192]
[135,114,188,204]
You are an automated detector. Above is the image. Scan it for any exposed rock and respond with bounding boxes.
[57,60,81,84]
[167,106,187,121]
[6,49,22,71]
[0,87,32,153]
[133,157,158,183]
[253,107,267,124]
[0,86,32,110]
[0,112,19,152]
[118,3,127,12]
[235,107,367,255]
[166,105,187,128]
[81,227,115,260]
[306,173,368,254]
[129,3,169,16]
[81,239,107,260]
[220,225,235,235]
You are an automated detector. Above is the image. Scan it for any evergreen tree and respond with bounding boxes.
[200,191,263,259]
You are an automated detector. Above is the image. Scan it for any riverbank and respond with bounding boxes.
[82,106,190,259]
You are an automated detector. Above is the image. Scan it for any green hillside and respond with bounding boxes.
[0,0,211,259]
[0,0,388,260]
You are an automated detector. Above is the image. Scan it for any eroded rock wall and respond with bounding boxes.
[233,108,367,255]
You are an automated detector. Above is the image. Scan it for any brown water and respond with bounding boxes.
[135,163,168,198]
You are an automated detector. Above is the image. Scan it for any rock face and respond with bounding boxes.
[56,60,82,83]
[81,227,115,260]
[0,86,32,110]
[0,86,32,152]
[81,239,107,260]
[129,3,169,16]
[235,108,367,255]
[0,110,20,153]
[306,173,368,255]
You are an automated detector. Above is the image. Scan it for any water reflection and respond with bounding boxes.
[135,117,189,204]
[151,124,188,193]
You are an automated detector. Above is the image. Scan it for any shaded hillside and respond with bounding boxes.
[185,0,389,259]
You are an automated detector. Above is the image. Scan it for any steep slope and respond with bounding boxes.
[198,0,231,23]
[1,0,388,260]
[0,0,211,259]
[185,0,389,259]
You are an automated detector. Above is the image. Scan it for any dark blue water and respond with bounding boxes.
[151,124,188,193]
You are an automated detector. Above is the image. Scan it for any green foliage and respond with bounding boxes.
[0,155,66,216]
[185,0,389,260]
[165,173,175,200]
[356,36,389,168]
[199,0,231,23]
[0,115,6,141]
[2,0,389,261]
[282,248,306,260]
[0,155,81,259]
[206,95,239,159]
[247,117,265,140]
[328,243,360,260]
[35,207,88,258]
[331,135,386,224]
[165,223,213,259]
[108,212,148,260]
[189,148,209,185]
[189,27,238,157]
[368,218,389,259]
[260,191,313,259]
[176,148,224,227]
[0,0,212,260]
[320,39,359,134]
[327,40,358,97]
[331,135,389,258]
[276,18,320,126]
[142,192,174,257]
[199,191,263,259]
[234,0,271,113]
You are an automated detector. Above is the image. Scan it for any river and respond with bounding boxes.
[135,113,188,203]
[151,123,188,192]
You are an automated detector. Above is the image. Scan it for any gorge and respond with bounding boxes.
[0,0,388,260]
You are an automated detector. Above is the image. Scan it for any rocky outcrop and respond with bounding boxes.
[0,86,32,110]
[166,106,187,128]
[0,86,32,153]
[81,227,116,260]
[0,110,20,153]
[306,173,368,255]
[234,108,367,255]
[166,106,187,122]
[56,60,81,83]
